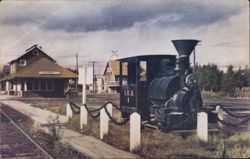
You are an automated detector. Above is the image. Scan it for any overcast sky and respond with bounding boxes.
[0,0,249,71]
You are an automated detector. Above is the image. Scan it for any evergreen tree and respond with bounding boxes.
[196,63,222,92]
[243,68,250,86]
[221,65,236,96]
[234,68,248,89]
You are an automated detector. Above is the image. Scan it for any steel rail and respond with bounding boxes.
[0,109,54,159]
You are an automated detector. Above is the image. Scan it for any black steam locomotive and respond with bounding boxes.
[117,39,203,130]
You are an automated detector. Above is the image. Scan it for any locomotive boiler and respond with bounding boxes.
[118,39,203,130]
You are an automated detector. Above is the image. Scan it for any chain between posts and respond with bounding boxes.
[69,101,129,125]
[205,104,250,128]
[69,102,81,115]
[69,102,250,128]
[217,117,249,127]
[104,105,130,126]
[220,106,250,118]
[205,104,250,119]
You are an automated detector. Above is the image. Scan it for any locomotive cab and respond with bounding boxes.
[117,55,176,120]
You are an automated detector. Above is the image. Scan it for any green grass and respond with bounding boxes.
[26,98,250,158]
[226,132,250,158]
[33,130,86,159]
[202,90,250,98]
[201,91,225,99]
[235,90,250,98]
[138,130,224,158]
[30,101,66,115]
[65,112,250,158]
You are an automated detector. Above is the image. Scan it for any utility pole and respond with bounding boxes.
[89,61,97,93]
[193,44,201,74]
[193,48,196,74]
[76,53,78,93]
[76,53,79,74]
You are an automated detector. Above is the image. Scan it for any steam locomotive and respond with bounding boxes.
[117,39,203,130]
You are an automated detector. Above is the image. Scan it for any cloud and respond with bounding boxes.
[209,42,246,47]
[0,0,248,70]
[1,0,243,33]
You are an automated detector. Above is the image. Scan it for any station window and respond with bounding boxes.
[40,80,46,90]
[20,60,26,66]
[33,50,39,56]
[140,61,147,81]
[27,81,32,90]
[21,83,24,90]
[121,62,128,85]
[127,62,136,84]
[47,80,53,90]
[33,81,39,90]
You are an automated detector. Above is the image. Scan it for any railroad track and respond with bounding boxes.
[0,105,54,159]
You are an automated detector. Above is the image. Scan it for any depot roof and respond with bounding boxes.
[2,57,77,81]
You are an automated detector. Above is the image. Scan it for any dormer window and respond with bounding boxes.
[20,60,26,66]
[33,50,39,55]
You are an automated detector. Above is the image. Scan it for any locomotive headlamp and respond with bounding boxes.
[185,74,196,87]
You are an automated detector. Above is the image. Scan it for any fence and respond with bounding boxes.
[67,102,250,148]
[72,66,250,151]
[66,102,140,151]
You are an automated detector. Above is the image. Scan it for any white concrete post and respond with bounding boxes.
[80,106,88,129]
[130,112,141,152]
[216,105,224,128]
[197,112,208,142]
[107,103,112,120]
[82,66,87,104]
[75,66,88,129]
[100,108,109,139]
[66,104,73,121]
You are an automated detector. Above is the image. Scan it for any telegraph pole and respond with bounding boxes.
[93,61,95,93]
[76,53,79,74]
[193,48,196,74]
[76,53,79,93]
[89,61,97,93]
[193,43,201,74]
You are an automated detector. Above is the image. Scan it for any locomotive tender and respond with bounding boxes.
[117,39,203,130]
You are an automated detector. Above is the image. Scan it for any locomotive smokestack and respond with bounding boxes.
[172,39,201,75]
[172,39,200,57]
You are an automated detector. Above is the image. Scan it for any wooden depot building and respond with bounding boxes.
[0,45,78,97]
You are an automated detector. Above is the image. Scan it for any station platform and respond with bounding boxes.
[0,97,139,158]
